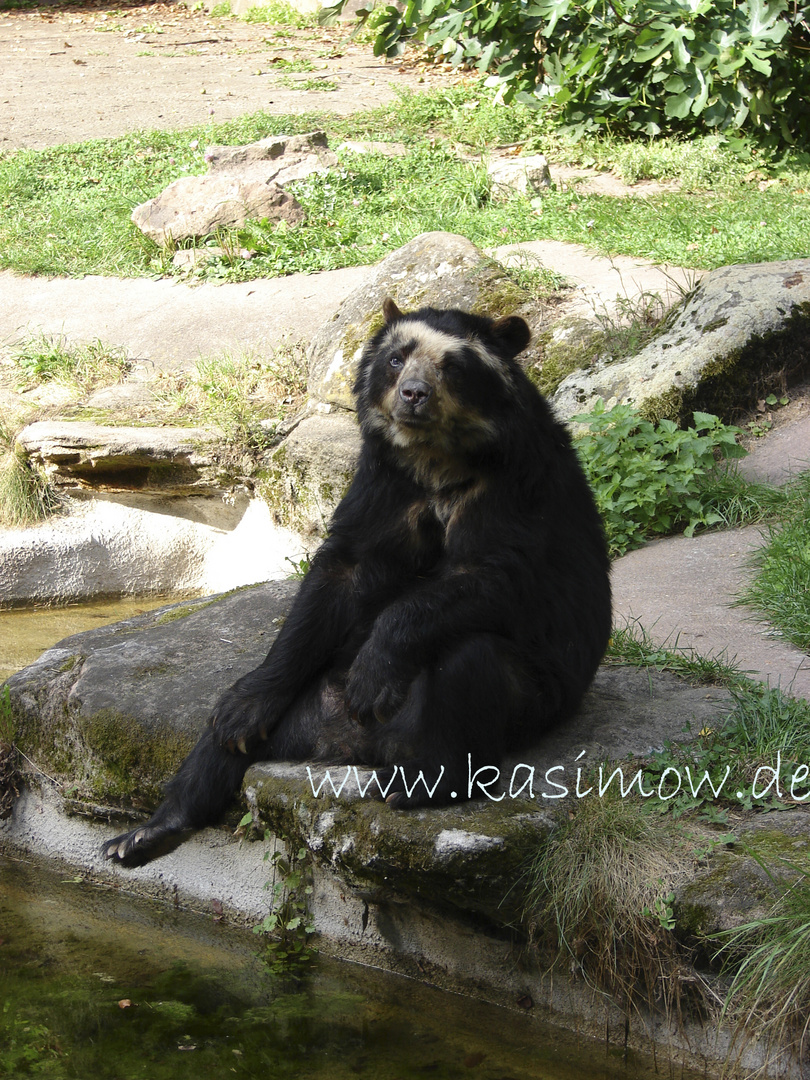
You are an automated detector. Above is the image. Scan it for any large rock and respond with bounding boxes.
[552,259,810,423]
[307,231,547,411]
[131,132,337,246]
[3,582,733,880]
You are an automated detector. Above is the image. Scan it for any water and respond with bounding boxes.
[0,597,181,683]
[0,857,676,1080]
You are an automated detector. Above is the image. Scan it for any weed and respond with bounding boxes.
[12,335,130,394]
[606,620,746,689]
[156,345,307,462]
[0,420,60,529]
[246,819,317,975]
[642,682,810,819]
[276,75,337,91]
[498,249,568,299]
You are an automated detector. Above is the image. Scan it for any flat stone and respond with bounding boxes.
[488,154,551,198]
[131,132,337,246]
[17,420,223,493]
[132,175,305,247]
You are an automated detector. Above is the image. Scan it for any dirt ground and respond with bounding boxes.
[0,0,446,150]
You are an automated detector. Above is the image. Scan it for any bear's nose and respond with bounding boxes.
[399,380,432,407]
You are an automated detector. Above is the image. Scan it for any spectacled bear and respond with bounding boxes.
[103,299,611,863]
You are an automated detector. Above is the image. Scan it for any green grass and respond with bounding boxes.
[1,86,809,282]
[12,335,130,392]
[739,474,810,654]
[154,345,308,458]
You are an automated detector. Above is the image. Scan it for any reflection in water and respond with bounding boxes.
[0,857,682,1080]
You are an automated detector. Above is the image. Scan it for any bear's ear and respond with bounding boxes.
[382,297,404,325]
[490,315,531,359]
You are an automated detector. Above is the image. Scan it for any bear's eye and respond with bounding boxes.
[389,355,403,370]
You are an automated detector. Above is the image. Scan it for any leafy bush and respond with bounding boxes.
[573,401,746,556]
[331,0,810,148]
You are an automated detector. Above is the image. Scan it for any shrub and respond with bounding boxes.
[573,401,747,556]
[330,0,810,149]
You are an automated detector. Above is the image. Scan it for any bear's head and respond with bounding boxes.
[355,300,531,467]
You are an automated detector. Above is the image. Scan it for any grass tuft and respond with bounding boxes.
[524,795,697,1017]
[738,473,810,654]
[714,867,810,1061]
[0,420,60,529]
[12,335,130,394]
[155,344,307,461]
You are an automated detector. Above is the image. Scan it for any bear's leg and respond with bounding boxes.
[101,726,260,863]
[370,633,528,808]
[101,677,338,864]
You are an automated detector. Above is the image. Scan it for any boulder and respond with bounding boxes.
[131,132,337,246]
[307,231,547,411]
[17,420,225,494]
[551,259,810,423]
[261,410,360,536]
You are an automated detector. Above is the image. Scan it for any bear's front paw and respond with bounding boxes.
[211,686,274,753]
[345,647,410,725]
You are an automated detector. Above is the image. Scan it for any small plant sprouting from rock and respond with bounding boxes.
[712,860,810,1060]
[245,815,317,975]
[523,794,697,1020]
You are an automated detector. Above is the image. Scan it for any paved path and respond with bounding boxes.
[0,240,697,369]
[612,526,810,699]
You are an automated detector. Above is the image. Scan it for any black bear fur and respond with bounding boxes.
[102,300,612,863]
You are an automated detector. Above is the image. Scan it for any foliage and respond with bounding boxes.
[573,401,747,556]
[249,822,317,975]
[337,0,810,150]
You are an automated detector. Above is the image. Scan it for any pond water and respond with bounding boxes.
[1,856,685,1080]
[0,597,182,683]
